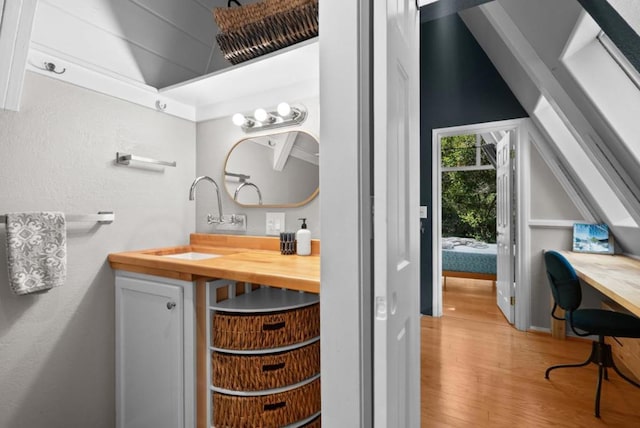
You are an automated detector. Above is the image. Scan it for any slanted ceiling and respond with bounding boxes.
[30,0,235,89]
[460,0,640,255]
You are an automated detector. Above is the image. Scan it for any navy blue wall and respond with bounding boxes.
[420,14,527,315]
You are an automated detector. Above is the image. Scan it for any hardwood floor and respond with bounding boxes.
[421,277,640,427]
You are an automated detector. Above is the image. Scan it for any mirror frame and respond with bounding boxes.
[223,130,320,208]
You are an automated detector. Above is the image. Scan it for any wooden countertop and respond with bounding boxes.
[108,234,320,293]
[559,251,640,317]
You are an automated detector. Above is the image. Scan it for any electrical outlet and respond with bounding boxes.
[266,212,285,236]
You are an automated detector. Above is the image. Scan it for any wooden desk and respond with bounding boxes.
[557,251,640,381]
[559,251,640,317]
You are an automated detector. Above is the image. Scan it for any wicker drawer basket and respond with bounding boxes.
[212,303,319,351]
[213,0,318,65]
[213,0,316,33]
[213,377,320,428]
[213,341,320,391]
[301,415,320,427]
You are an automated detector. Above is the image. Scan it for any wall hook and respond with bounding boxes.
[43,62,66,74]
[155,100,167,111]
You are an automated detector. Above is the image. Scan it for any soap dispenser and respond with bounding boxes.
[296,218,311,256]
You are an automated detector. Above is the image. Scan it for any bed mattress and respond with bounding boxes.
[442,241,497,275]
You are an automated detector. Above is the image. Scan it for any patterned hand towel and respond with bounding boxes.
[5,212,67,295]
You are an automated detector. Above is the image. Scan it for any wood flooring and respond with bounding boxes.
[421,277,640,427]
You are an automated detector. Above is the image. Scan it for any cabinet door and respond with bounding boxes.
[116,276,184,428]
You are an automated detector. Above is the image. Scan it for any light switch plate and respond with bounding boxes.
[266,212,285,236]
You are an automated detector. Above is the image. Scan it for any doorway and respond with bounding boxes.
[439,132,502,323]
[432,119,527,325]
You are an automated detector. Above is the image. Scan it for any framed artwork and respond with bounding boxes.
[572,223,614,254]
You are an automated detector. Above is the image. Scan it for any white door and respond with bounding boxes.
[373,0,420,426]
[496,131,515,323]
[116,276,184,428]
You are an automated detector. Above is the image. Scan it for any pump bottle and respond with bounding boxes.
[296,218,311,256]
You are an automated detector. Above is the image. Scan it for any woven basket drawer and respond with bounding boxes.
[213,0,316,33]
[300,415,320,427]
[213,377,320,428]
[215,2,318,65]
[212,303,319,350]
[213,341,320,391]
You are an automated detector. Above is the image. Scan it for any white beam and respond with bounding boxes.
[0,0,37,111]
[272,131,297,171]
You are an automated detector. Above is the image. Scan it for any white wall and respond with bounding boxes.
[0,73,195,427]
[195,96,320,237]
[529,144,583,221]
[527,143,587,329]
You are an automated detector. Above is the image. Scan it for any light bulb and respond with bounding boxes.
[254,108,268,122]
[277,102,291,117]
[232,113,246,126]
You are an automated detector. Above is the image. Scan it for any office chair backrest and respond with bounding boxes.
[544,251,582,312]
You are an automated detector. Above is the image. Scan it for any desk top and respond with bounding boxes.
[559,251,640,317]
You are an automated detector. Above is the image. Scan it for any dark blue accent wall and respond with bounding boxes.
[420,14,527,315]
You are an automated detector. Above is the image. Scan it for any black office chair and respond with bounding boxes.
[544,250,640,417]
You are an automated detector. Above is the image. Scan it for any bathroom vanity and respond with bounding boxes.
[108,234,320,428]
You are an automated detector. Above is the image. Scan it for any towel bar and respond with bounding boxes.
[1,211,114,225]
[116,152,176,167]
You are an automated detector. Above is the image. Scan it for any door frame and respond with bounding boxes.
[431,118,531,331]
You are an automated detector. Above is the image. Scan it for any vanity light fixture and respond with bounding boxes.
[254,108,275,123]
[232,113,254,128]
[232,102,307,133]
[277,102,292,117]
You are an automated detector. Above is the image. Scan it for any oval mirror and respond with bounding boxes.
[223,130,319,207]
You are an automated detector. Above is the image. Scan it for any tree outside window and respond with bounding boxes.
[441,134,497,243]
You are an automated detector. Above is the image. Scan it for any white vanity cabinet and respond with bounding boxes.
[115,271,195,428]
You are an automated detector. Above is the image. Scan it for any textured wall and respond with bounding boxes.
[0,73,195,427]
[196,96,320,238]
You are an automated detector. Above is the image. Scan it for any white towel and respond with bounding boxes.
[5,212,67,295]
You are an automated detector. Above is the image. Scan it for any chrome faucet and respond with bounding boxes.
[188,176,225,224]
[233,182,263,205]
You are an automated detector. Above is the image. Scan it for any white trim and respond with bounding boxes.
[319,0,371,425]
[432,118,530,330]
[442,165,494,172]
[0,0,37,111]
[26,47,196,121]
[431,127,443,317]
[514,121,531,332]
[528,219,584,229]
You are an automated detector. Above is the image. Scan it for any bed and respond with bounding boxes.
[441,237,497,286]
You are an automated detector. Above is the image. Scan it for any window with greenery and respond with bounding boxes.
[441,134,497,243]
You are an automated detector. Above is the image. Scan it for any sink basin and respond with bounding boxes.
[162,252,222,261]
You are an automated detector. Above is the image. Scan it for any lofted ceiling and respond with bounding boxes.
[461,0,640,254]
[29,0,255,89]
